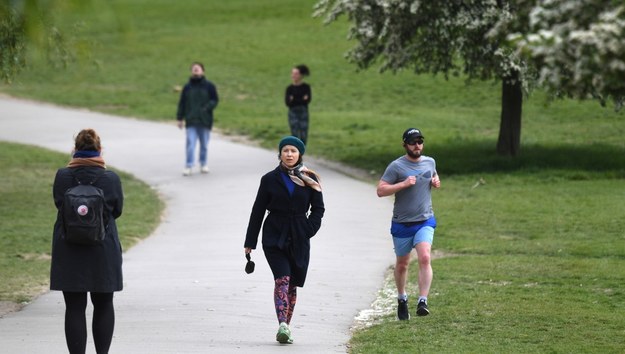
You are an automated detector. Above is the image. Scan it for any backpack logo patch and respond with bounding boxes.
[77,205,89,216]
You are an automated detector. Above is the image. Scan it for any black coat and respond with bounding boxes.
[50,166,124,292]
[245,166,324,283]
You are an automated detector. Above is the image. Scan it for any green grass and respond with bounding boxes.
[1,0,624,352]
[2,1,623,175]
[0,142,163,303]
[353,256,625,353]
[349,173,625,353]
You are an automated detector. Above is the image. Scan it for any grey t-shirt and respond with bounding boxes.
[380,155,437,223]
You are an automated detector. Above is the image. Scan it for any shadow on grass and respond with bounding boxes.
[353,141,625,178]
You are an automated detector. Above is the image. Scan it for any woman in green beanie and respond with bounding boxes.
[244,136,324,344]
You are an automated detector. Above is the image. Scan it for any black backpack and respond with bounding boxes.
[61,170,107,246]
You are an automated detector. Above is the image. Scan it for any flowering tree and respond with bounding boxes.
[510,2,625,105]
[315,0,625,156]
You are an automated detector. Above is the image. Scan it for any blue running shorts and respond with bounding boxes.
[391,217,436,257]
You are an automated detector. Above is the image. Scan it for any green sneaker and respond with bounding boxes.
[276,322,293,344]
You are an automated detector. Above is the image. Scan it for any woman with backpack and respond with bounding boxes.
[50,128,124,354]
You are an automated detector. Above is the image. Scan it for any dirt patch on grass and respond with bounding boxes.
[17,253,51,261]
[0,301,23,318]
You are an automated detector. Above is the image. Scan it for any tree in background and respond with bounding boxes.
[1,0,84,83]
[315,0,625,156]
[1,4,25,82]
[511,2,625,106]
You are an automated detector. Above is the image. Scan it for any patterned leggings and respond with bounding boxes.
[274,276,297,324]
[288,106,309,144]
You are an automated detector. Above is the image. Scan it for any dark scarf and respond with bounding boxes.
[67,150,106,169]
[190,75,205,83]
[280,162,322,192]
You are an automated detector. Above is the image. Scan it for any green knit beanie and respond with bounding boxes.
[278,136,306,155]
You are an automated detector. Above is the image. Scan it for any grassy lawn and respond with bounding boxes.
[0,142,163,304]
[1,0,624,352]
[351,175,625,353]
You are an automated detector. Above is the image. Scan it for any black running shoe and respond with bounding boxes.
[416,300,430,316]
[397,299,410,320]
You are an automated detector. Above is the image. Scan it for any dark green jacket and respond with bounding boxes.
[177,76,219,129]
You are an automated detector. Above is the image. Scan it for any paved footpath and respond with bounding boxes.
[0,96,395,353]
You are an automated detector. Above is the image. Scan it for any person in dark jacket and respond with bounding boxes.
[284,64,311,144]
[177,61,219,176]
[244,136,324,344]
[51,128,124,354]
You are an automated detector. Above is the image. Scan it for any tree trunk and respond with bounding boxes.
[496,70,523,156]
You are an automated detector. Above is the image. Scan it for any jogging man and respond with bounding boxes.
[377,128,441,320]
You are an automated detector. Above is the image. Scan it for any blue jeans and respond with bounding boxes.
[185,126,210,168]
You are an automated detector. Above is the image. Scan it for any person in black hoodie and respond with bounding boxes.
[51,128,124,354]
[177,62,219,176]
[284,64,311,144]
[244,136,324,344]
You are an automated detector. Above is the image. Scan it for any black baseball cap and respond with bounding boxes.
[402,128,424,143]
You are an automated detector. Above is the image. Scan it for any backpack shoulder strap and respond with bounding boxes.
[89,169,106,185]
[69,168,106,186]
